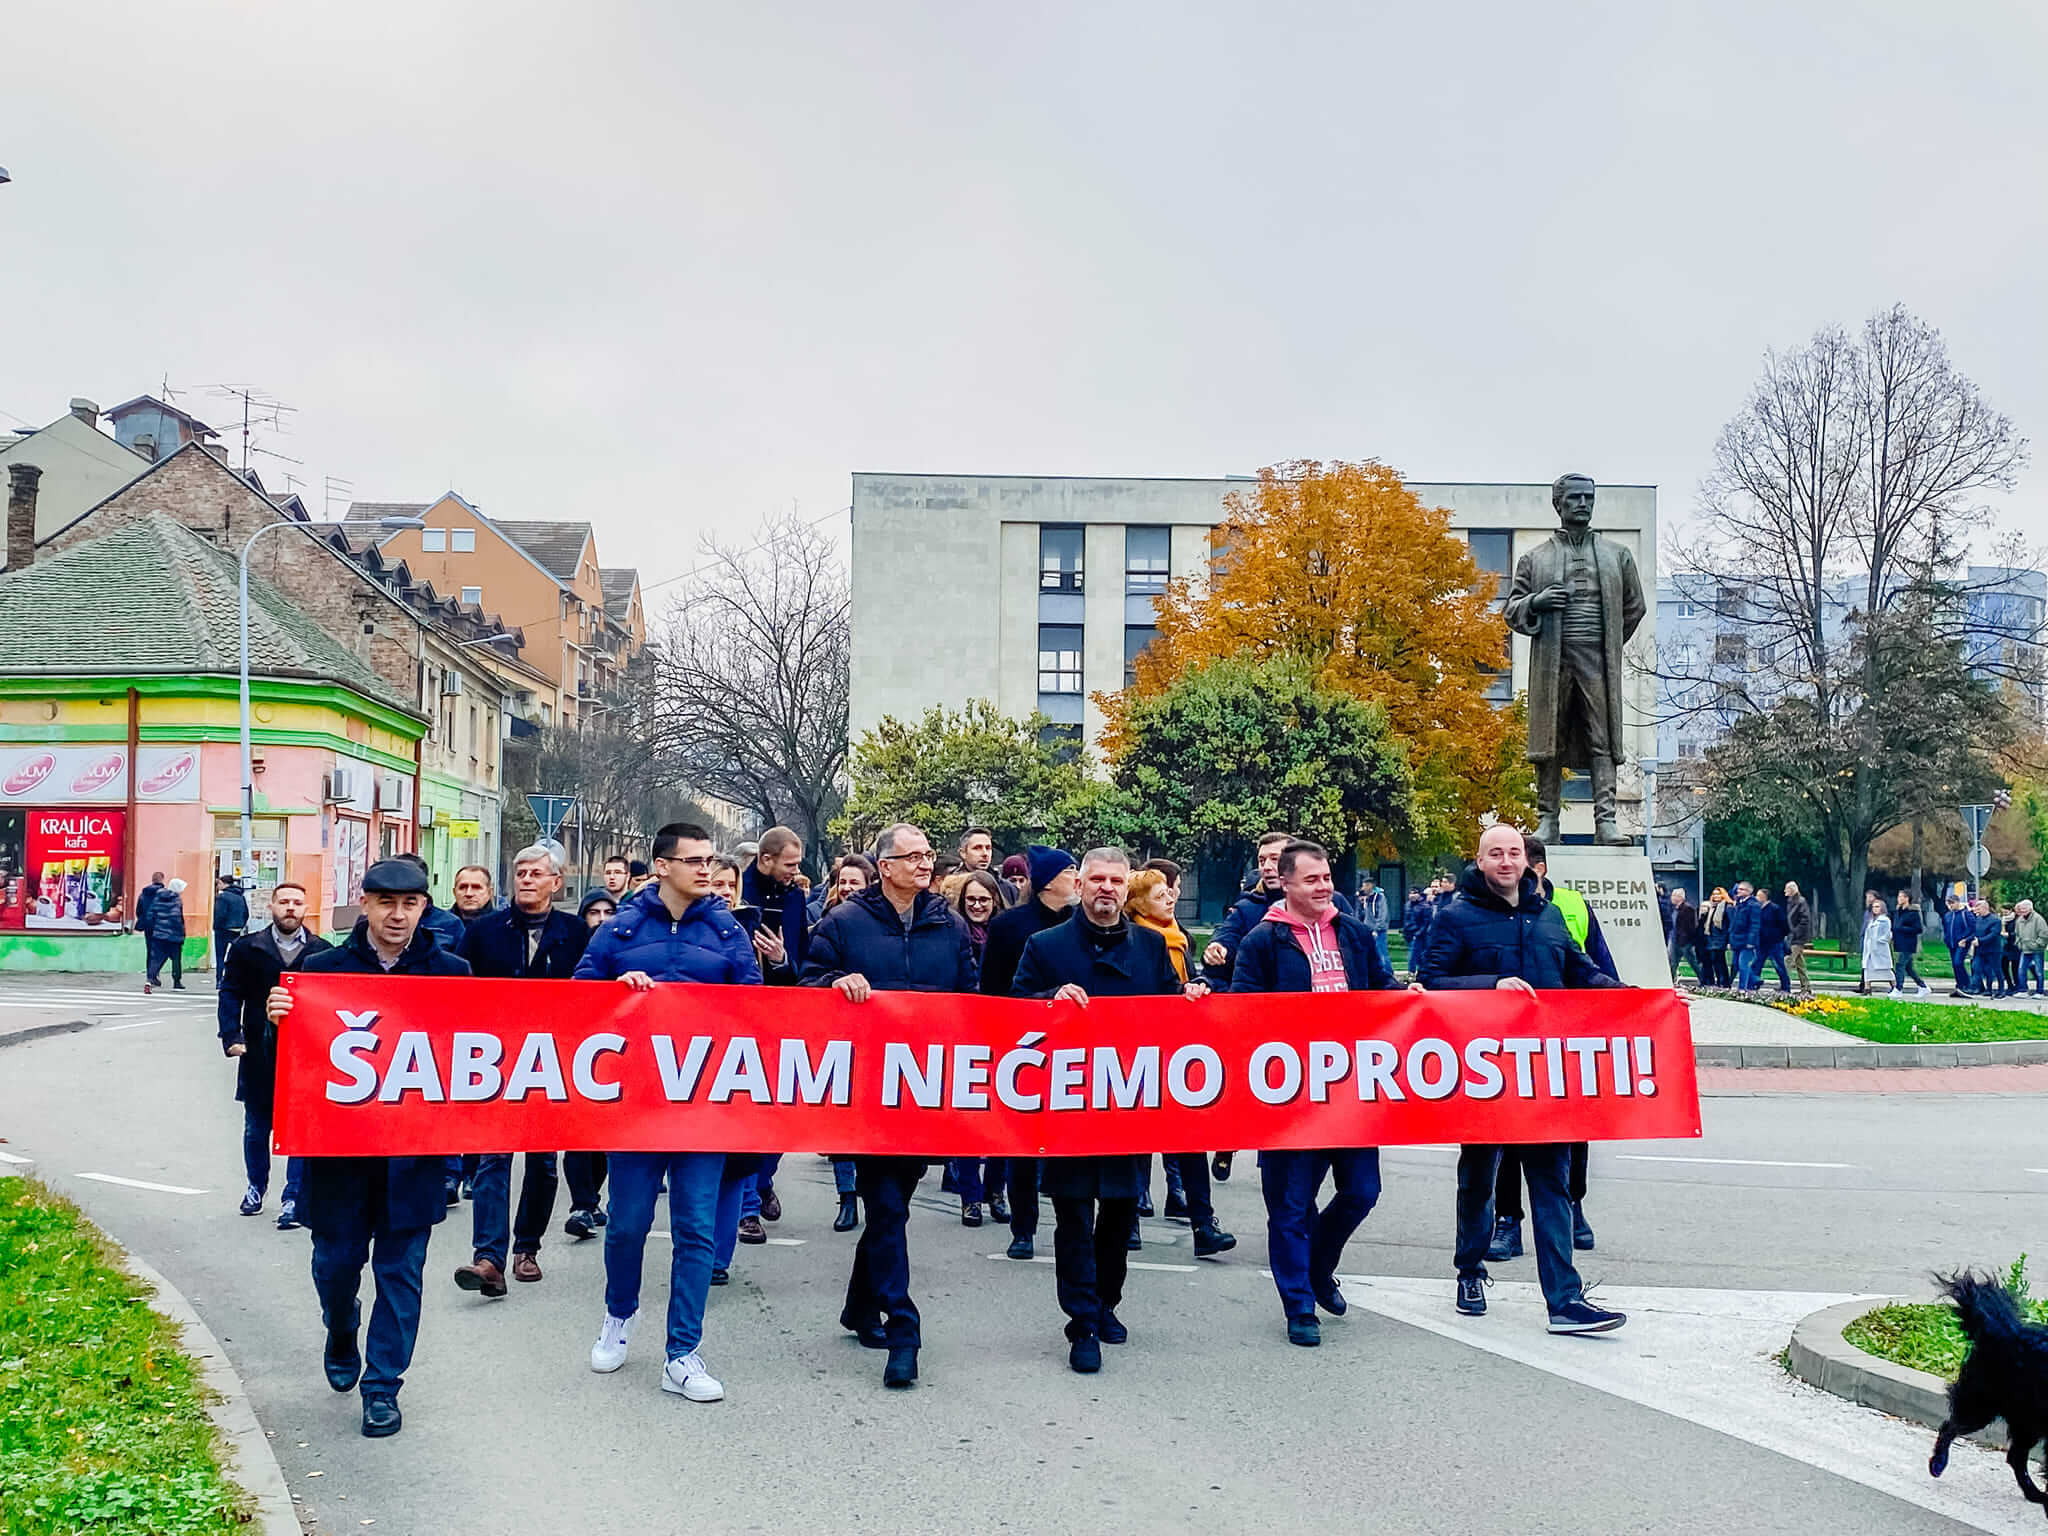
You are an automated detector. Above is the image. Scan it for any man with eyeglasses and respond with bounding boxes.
[802,821,978,1390]
[574,822,763,1404]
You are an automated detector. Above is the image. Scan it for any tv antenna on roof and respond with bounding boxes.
[207,384,300,475]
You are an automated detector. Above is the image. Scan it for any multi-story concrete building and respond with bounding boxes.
[850,472,1660,838]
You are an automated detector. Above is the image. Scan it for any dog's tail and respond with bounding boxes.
[1937,1270,2028,1345]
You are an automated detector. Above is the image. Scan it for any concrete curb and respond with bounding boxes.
[1786,1296,2004,1450]
[1694,1039,2048,1069]
[121,1248,300,1536]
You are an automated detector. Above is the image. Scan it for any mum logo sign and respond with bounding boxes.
[0,746,200,804]
[274,978,1701,1157]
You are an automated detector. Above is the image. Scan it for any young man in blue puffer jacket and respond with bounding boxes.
[573,821,761,1405]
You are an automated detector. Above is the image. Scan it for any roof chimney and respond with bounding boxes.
[7,463,43,572]
[133,432,158,462]
[68,397,100,427]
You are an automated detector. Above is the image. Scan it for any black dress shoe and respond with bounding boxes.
[1098,1312,1128,1345]
[709,1266,729,1286]
[883,1346,918,1388]
[1069,1336,1102,1373]
[361,1395,402,1437]
[1163,1191,1188,1221]
[1287,1314,1321,1347]
[833,1195,859,1232]
[1312,1276,1348,1317]
[1007,1236,1034,1260]
[1192,1223,1237,1258]
[1211,1152,1233,1182]
[987,1193,1011,1224]
[324,1330,362,1393]
[1135,1190,1154,1218]
[839,1309,888,1349]
[1126,1224,1142,1252]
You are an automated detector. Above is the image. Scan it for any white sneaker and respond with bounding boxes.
[1918,985,1933,997]
[1887,988,1904,999]
[589,1314,631,1373]
[662,1352,724,1402]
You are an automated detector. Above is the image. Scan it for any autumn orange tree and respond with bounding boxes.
[1097,459,1534,860]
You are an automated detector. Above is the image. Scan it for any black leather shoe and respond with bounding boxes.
[1069,1335,1102,1373]
[839,1309,888,1349]
[1287,1314,1321,1347]
[1098,1312,1128,1345]
[563,1208,597,1240]
[709,1266,729,1286]
[883,1346,918,1388]
[1135,1190,1154,1218]
[360,1394,402,1437]
[1126,1224,1142,1252]
[1007,1236,1034,1260]
[1163,1190,1188,1221]
[323,1330,361,1393]
[988,1193,1011,1224]
[833,1195,859,1232]
[1192,1222,1237,1258]
[1312,1276,1348,1317]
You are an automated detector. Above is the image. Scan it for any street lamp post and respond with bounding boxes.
[237,514,425,896]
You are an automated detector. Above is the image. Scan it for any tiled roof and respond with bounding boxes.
[341,500,430,525]
[600,566,639,613]
[490,518,592,581]
[0,514,417,716]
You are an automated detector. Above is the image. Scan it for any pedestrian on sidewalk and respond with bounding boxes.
[1012,847,1200,1374]
[1418,824,1628,1337]
[1943,894,1974,996]
[452,844,589,1297]
[1355,872,1391,975]
[1233,840,1417,1347]
[144,877,188,992]
[803,821,979,1391]
[212,874,247,984]
[1968,897,2005,998]
[1728,880,1761,992]
[2001,904,2022,996]
[264,858,471,1439]
[1783,883,1815,997]
[1861,894,1897,997]
[1892,890,1932,997]
[2013,899,2048,996]
[1668,887,1698,981]
[218,881,332,1228]
[575,822,762,1404]
[1700,887,1732,987]
[1756,886,1792,993]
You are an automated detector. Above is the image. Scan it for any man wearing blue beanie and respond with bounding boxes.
[978,844,1079,1259]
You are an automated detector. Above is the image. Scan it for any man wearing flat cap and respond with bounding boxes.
[266,857,471,1439]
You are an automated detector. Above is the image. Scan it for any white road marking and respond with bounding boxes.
[2026,1169,2048,1175]
[77,1172,208,1195]
[1341,1274,2033,1534]
[0,1149,33,1164]
[987,1253,1197,1274]
[106,1020,165,1032]
[1617,1155,1854,1169]
[763,1237,807,1247]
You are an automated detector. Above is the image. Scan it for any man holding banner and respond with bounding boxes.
[572,821,762,1404]
[1419,824,1628,1336]
[1012,846,1199,1374]
[264,858,472,1439]
[802,821,979,1391]
[1230,839,1414,1347]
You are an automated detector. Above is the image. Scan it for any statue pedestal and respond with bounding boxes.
[1543,845,1672,989]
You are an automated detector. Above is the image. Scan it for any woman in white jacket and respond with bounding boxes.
[1860,894,1897,999]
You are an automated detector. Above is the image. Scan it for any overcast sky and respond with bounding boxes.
[5,2,2043,599]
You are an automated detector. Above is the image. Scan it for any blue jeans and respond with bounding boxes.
[242,1105,304,1205]
[1370,930,1391,972]
[1734,946,1760,990]
[604,1152,744,1361]
[1972,947,2005,996]
[2020,952,2045,994]
[1258,1148,1381,1320]
[1762,944,1791,992]
[310,1224,431,1399]
[470,1151,558,1266]
[833,1158,857,1195]
[1455,1143,1583,1314]
[947,1159,991,1203]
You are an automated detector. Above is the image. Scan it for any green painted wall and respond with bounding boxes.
[0,933,208,974]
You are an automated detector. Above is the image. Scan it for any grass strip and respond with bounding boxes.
[0,1177,249,1534]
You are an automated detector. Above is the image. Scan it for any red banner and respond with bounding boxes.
[272,977,1701,1157]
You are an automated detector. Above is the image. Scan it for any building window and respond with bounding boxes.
[1039,526,1084,592]
[450,528,475,552]
[461,586,482,605]
[1714,634,1748,668]
[1038,722,1083,761]
[1482,667,1514,704]
[421,528,446,553]
[1674,599,1698,619]
[1124,625,1157,687]
[1466,530,1513,604]
[1038,624,1083,693]
[1125,526,1170,595]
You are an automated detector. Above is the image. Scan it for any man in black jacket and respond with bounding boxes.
[1231,840,1413,1347]
[802,821,978,1390]
[979,843,1078,1259]
[212,875,248,984]
[1013,847,1201,1373]
[1203,831,1358,985]
[219,881,333,1228]
[451,844,590,1296]
[265,858,472,1438]
[1419,824,1626,1336]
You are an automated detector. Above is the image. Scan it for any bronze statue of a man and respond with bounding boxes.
[1504,474,1646,846]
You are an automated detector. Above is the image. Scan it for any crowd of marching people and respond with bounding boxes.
[222,819,1634,1438]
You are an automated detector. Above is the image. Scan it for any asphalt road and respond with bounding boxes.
[3,974,2044,1535]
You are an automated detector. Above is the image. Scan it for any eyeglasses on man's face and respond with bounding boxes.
[881,849,935,865]
[660,854,718,870]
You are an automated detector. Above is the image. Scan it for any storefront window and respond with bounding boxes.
[19,808,126,930]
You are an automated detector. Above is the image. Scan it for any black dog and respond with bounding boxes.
[1927,1271,2048,1511]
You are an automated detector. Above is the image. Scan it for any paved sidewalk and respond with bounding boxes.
[1683,995,1862,1046]
[1699,1062,2048,1095]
